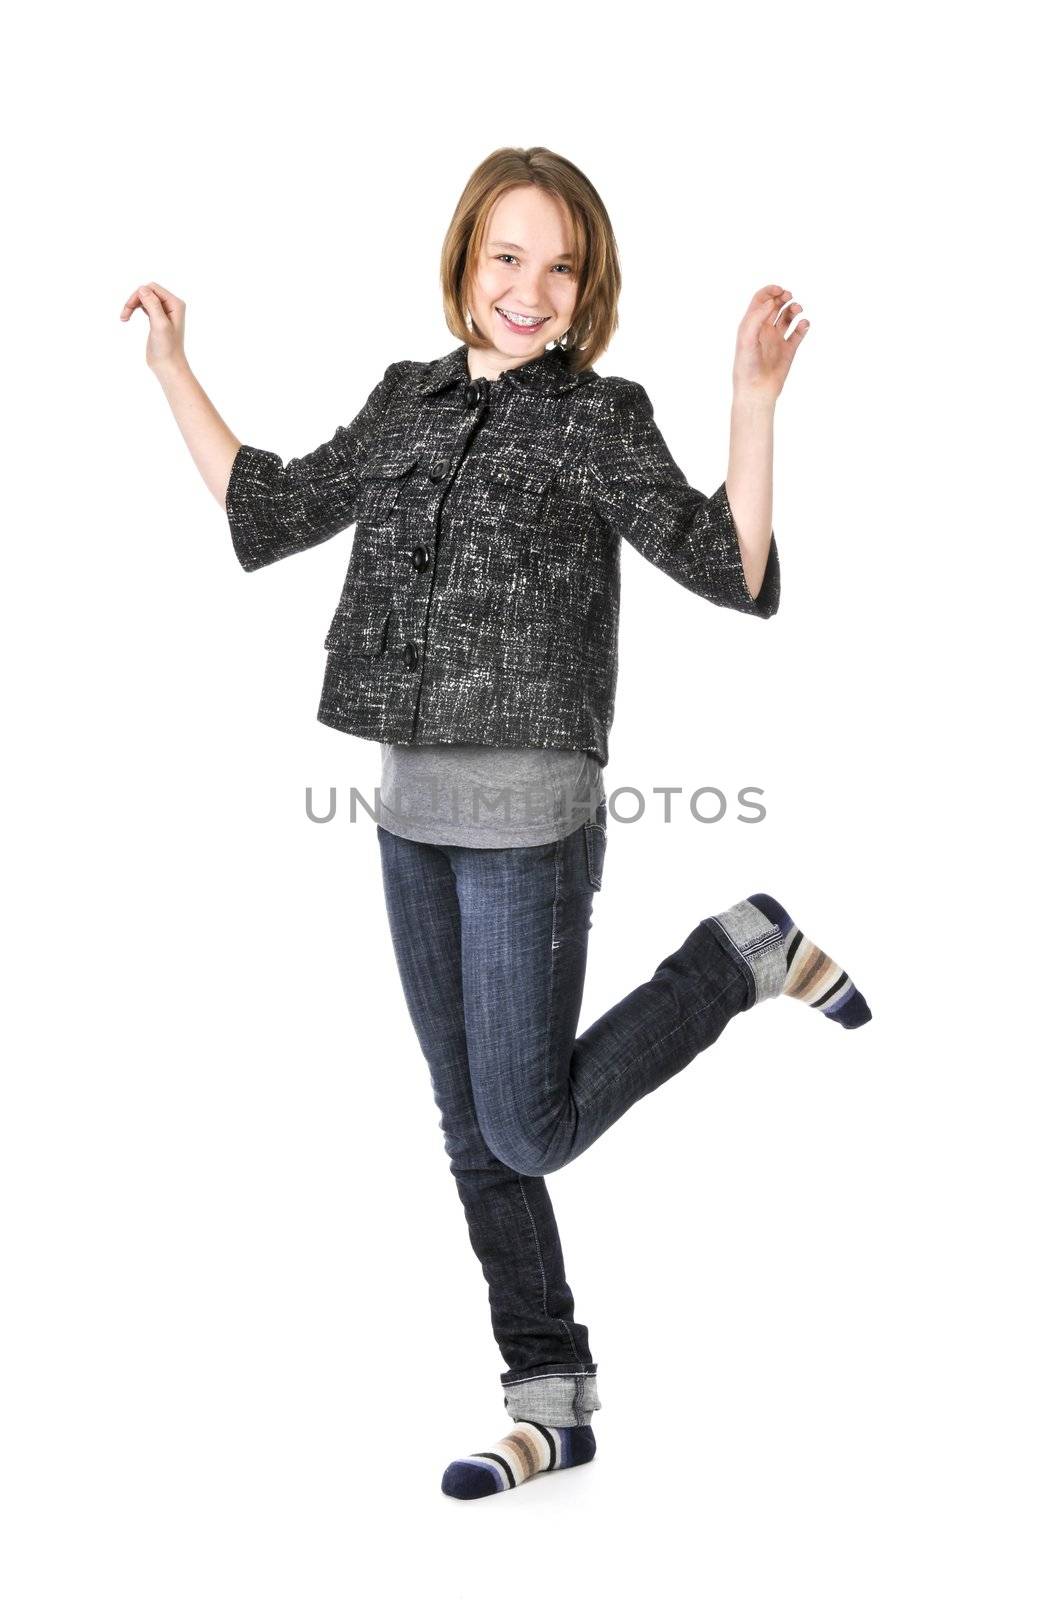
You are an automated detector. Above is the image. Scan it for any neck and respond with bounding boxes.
[466,344,553,384]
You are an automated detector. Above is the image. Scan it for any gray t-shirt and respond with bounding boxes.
[376,743,605,847]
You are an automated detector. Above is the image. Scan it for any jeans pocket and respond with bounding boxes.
[583,798,608,892]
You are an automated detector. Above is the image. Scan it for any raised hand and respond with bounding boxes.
[732,285,810,401]
[119,281,187,374]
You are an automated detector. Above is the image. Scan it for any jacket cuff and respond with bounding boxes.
[225,443,283,573]
[718,480,781,618]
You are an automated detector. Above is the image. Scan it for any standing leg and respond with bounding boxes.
[375,825,602,1436]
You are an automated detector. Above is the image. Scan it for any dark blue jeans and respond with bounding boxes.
[375,800,767,1428]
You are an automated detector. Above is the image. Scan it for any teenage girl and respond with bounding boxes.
[122,144,870,1502]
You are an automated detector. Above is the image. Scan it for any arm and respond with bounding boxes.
[725,283,810,604]
[122,281,245,508]
[154,358,243,506]
[221,364,399,572]
[587,284,811,619]
[725,393,777,604]
[122,280,398,572]
[587,377,781,618]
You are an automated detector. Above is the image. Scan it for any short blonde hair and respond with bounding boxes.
[440,147,621,373]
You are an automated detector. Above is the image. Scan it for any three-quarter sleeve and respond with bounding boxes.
[587,378,780,618]
[225,360,402,572]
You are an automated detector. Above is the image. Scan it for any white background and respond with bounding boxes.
[4,2,1060,1595]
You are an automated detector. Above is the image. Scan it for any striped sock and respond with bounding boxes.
[748,891,871,1028]
[441,1422,596,1500]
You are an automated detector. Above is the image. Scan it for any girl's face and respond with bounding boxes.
[465,185,580,377]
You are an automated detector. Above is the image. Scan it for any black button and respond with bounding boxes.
[404,642,419,670]
[464,382,480,408]
[411,544,430,572]
[428,457,450,482]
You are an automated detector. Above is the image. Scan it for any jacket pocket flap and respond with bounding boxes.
[356,451,422,519]
[324,607,392,655]
[480,457,556,493]
[361,449,423,481]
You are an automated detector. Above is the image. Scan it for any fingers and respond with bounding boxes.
[753,290,811,340]
[777,301,811,338]
[118,282,183,321]
[119,287,145,320]
[119,284,160,322]
[745,286,791,331]
[138,284,167,328]
[144,281,183,313]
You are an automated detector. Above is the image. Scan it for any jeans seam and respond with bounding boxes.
[511,835,583,1382]
[543,832,564,1095]
[583,821,604,892]
[515,1175,582,1369]
[581,972,750,1133]
[502,1371,596,1386]
[707,918,759,1004]
[642,973,748,1057]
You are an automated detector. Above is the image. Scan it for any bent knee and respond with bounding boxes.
[478,1123,560,1179]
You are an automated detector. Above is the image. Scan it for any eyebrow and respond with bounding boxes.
[488,239,575,261]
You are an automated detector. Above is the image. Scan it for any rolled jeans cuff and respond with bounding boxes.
[705,897,787,1004]
[502,1372,602,1427]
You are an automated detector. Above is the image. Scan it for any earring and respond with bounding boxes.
[464,306,474,332]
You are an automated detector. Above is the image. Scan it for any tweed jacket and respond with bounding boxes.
[225,342,781,767]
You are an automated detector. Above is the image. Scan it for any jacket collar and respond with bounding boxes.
[416,341,594,398]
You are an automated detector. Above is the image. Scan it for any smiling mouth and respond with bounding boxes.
[496,307,549,328]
